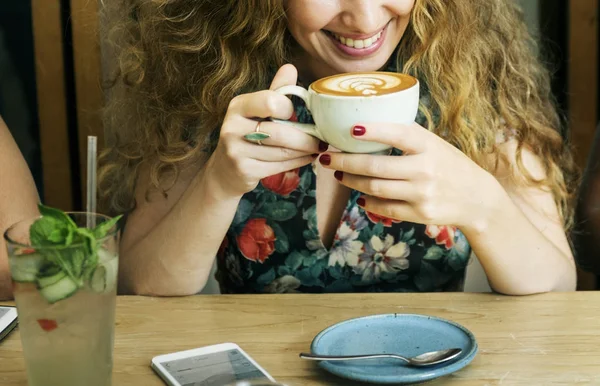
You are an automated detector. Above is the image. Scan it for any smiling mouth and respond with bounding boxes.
[325,30,383,49]
[323,21,390,50]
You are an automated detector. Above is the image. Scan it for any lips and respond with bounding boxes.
[328,30,383,49]
[323,22,389,58]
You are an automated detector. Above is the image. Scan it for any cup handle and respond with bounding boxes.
[272,85,325,142]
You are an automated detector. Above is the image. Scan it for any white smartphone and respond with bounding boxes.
[0,306,18,342]
[151,342,276,386]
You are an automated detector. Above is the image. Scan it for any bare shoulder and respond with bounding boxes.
[0,117,39,299]
[120,157,205,250]
[0,118,39,226]
[489,137,573,258]
[490,137,560,220]
[491,137,547,187]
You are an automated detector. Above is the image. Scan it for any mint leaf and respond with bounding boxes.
[82,257,98,282]
[75,228,97,257]
[82,240,99,271]
[69,249,87,278]
[30,217,67,246]
[65,228,75,246]
[38,203,77,229]
[92,215,122,239]
[38,264,61,278]
[45,249,81,286]
[28,204,120,297]
[47,228,67,244]
[31,203,78,247]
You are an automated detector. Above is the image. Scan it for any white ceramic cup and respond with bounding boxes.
[273,73,420,154]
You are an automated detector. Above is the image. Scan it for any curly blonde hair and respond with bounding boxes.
[99,0,578,229]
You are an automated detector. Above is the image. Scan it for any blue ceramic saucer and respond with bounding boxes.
[309,314,478,384]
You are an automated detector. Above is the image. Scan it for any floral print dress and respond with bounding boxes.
[215,78,472,294]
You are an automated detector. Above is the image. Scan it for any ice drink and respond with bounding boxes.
[5,208,120,386]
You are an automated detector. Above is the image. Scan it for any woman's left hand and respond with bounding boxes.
[318,122,503,229]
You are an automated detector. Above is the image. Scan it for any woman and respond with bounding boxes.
[100,0,577,296]
[0,117,39,300]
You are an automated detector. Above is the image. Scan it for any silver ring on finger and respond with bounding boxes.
[243,120,270,146]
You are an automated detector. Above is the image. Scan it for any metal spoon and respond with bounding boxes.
[299,348,462,367]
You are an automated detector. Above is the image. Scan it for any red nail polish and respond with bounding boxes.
[357,197,366,206]
[353,126,366,136]
[319,141,329,152]
[311,153,319,159]
[334,171,343,181]
[319,154,331,166]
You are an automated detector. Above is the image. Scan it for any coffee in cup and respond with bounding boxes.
[311,72,417,97]
[274,71,419,154]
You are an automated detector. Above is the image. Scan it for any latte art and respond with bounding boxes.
[311,72,417,97]
[339,76,387,95]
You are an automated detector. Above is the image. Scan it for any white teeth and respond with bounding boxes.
[332,31,382,49]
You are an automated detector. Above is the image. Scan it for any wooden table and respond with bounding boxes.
[1,292,600,385]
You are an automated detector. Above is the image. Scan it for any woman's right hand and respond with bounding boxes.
[205,64,324,197]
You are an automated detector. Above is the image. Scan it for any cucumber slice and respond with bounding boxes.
[37,270,67,288]
[10,253,44,283]
[90,256,118,294]
[39,275,79,303]
[11,269,37,283]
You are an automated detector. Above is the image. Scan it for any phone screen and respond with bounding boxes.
[160,348,270,386]
[0,306,17,342]
[0,307,10,318]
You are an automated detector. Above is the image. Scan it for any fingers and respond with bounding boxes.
[318,152,421,180]
[351,122,431,154]
[269,64,298,91]
[256,120,323,154]
[226,64,299,120]
[356,196,420,224]
[264,155,315,176]
[247,145,315,162]
[228,90,294,120]
[220,117,322,161]
[220,64,319,165]
[334,173,417,201]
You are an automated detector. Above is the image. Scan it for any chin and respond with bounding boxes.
[320,44,400,75]
[336,61,389,73]
[328,55,395,74]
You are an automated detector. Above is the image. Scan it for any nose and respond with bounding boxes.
[339,0,385,34]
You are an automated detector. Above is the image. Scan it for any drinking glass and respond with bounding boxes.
[4,213,119,386]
